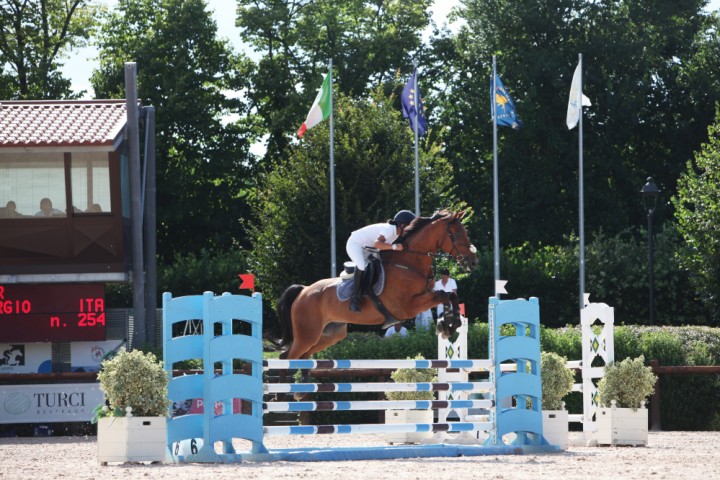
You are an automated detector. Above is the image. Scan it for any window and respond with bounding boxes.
[0,152,66,218]
[71,152,111,214]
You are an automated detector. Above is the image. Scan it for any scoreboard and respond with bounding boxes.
[0,284,106,342]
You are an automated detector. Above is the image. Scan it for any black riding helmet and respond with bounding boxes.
[390,209,415,226]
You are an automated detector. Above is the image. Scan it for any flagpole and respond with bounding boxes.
[329,59,337,277]
[492,56,500,296]
[413,60,420,217]
[578,53,585,310]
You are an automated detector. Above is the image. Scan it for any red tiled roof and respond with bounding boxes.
[0,100,128,148]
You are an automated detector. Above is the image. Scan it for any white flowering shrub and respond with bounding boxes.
[598,355,657,410]
[541,351,575,410]
[96,349,171,417]
[385,355,437,401]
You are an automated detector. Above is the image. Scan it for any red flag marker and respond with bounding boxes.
[238,273,255,291]
[459,303,466,316]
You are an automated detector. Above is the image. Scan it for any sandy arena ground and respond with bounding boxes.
[0,431,719,480]
[0,432,720,480]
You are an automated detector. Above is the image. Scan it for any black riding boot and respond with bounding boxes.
[349,268,363,312]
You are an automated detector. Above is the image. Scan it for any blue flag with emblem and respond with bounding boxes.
[401,68,427,136]
[491,74,522,129]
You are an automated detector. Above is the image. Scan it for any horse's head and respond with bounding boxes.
[399,209,478,271]
[438,210,478,271]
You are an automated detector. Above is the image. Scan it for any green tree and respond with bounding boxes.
[0,0,101,100]
[91,0,260,263]
[673,106,720,322]
[236,0,432,164]
[429,0,720,248]
[248,87,461,305]
[0,0,99,98]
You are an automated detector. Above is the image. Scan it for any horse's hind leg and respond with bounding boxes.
[291,323,347,401]
[304,322,348,358]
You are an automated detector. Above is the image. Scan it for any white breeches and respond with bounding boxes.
[346,240,369,271]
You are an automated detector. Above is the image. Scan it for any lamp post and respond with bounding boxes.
[640,177,660,325]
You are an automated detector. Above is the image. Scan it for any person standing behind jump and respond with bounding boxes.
[434,268,457,319]
[345,210,415,312]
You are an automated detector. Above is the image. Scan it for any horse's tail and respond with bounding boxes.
[276,284,304,349]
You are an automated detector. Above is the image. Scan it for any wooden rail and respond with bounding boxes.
[648,359,720,431]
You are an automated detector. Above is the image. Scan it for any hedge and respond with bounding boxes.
[306,323,720,430]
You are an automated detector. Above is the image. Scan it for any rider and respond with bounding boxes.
[346,209,415,312]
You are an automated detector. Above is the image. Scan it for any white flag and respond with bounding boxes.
[566,63,592,130]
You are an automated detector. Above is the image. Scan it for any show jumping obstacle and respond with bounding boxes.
[162,291,559,462]
[435,295,616,444]
[570,295,615,441]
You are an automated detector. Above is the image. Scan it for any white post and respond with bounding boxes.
[436,316,470,441]
[578,299,615,441]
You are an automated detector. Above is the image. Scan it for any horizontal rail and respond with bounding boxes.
[265,381,494,394]
[263,359,495,370]
[263,399,494,413]
[264,421,495,436]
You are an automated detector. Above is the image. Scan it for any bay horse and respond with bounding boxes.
[275,209,478,361]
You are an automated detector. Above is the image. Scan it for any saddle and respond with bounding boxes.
[336,251,400,329]
[336,253,385,301]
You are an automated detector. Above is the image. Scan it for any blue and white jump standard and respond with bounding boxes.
[162,291,559,463]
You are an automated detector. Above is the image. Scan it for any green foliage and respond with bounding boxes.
[249,88,461,306]
[92,0,259,265]
[673,106,720,323]
[0,0,100,98]
[432,0,720,250]
[321,329,438,361]
[540,352,575,410]
[158,247,250,297]
[386,356,437,401]
[312,323,720,429]
[597,356,657,410]
[237,0,432,162]
[586,227,710,326]
[460,227,711,328]
[541,327,582,362]
[96,349,171,417]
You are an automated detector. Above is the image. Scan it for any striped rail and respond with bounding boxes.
[263,359,495,370]
[264,421,495,436]
[263,399,494,413]
[265,381,494,394]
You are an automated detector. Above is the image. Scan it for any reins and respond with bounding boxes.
[385,217,468,290]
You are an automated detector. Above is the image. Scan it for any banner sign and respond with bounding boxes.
[0,343,52,374]
[70,339,126,372]
[172,398,242,417]
[0,383,104,424]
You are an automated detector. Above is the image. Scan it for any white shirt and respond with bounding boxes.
[434,277,458,316]
[415,309,433,330]
[384,326,408,337]
[349,223,399,247]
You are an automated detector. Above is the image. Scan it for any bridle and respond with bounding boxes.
[388,217,477,286]
[443,219,477,270]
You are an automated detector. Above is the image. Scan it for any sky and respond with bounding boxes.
[61,0,462,98]
[62,0,720,98]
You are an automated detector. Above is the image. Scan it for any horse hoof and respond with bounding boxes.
[293,392,308,401]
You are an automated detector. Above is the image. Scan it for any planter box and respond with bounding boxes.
[97,416,168,464]
[596,406,648,446]
[385,409,434,444]
[542,409,569,450]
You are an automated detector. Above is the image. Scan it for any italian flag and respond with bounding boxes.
[297,71,332,138]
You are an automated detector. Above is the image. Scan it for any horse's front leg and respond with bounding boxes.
[447,291,461,331]
[433,291,454,338]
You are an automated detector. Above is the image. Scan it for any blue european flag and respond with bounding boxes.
[402,69,427,136]
[491,74,522,129]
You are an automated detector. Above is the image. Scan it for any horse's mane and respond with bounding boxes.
[396,209,456,244]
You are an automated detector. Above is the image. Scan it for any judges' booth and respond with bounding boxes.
[0,98,155,387]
